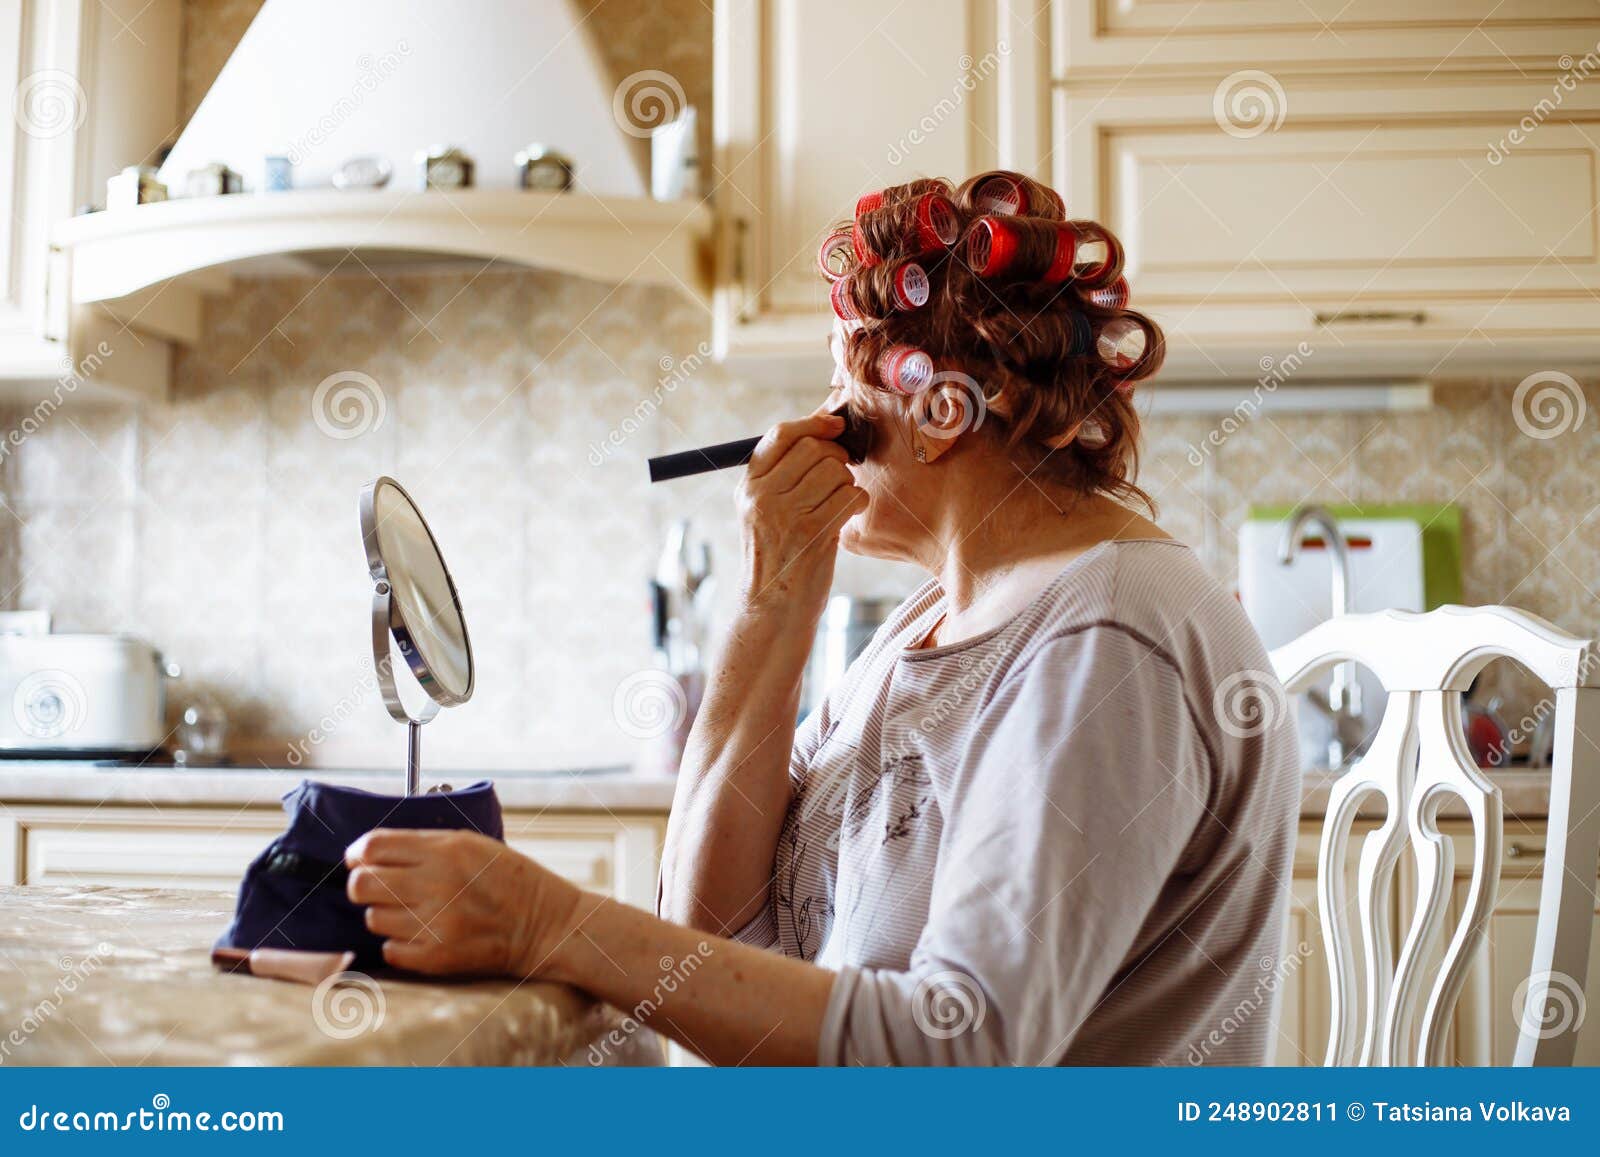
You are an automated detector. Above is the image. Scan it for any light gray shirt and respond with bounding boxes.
[734,539,1301,1065]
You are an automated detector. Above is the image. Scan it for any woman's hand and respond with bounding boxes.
[345,829,581,978]
[735,411,869,620]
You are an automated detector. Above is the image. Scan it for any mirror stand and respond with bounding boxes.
[360,477,473,797]
[407,718,423,796]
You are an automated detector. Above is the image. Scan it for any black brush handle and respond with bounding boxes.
[648,406,872,483]
[647,436,762,482]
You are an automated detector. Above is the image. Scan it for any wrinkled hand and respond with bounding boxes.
[345,829,581,978]
[736,411,869,617]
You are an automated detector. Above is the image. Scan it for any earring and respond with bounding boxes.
[914,443,927,463]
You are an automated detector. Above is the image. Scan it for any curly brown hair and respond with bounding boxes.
[820,171,1162,513]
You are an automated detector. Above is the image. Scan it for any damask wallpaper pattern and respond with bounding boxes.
[0,1,1590,768]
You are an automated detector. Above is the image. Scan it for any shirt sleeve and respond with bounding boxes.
[818,626,1210,1065]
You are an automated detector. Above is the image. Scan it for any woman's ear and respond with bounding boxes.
[910,379,986,464]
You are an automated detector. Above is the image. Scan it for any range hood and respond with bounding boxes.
[160,0,645,196]
[50,0,709,372]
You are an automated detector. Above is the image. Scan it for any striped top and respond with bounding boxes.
[734,539,1301,1065]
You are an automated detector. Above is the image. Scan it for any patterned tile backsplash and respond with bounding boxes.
[1,0,1591,770]
[4,262,1597,769]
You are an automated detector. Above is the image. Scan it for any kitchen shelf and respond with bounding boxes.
[51,189,713,342]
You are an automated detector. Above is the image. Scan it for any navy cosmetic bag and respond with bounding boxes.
[216,779,504,970]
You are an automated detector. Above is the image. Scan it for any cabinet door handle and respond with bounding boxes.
[43,246,69,344]
[1314,309,1427,327]
[732,217,748,288]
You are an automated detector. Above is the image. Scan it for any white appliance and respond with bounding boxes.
[1238,516,1426,768]
[0,634,175,757]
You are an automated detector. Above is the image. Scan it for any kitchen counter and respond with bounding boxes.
[0,761,679,811]
[0,760,1556,820]
[0,884,645,1065]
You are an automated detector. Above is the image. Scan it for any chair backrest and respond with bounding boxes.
[1270,605,1600,1066]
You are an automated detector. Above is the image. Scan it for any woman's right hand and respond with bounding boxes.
[663,410,864,934]
[735,411,869,622]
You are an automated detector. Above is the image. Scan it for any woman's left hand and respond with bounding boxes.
[345,829,581,977]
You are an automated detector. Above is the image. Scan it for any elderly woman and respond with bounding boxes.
[346,172,1300,1066]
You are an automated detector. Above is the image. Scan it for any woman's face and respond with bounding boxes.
[824,321,941,565]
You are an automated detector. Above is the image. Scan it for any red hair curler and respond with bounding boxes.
[968,172,1066,219]
[830,260,929,320]
[971,174,1029,216]
[817,228,855,281]
[967,217,1018,277]
[1086,277,1129,311]
[912,193,959,251]
[830,277,864,321]
[889,260,932,308]
[877,344,936,394]
[968,217,1078,284]
[1069,221,1123,288]
[1042,229,1078,283]
[853,193,959,266]
[855,190,885,217]
[1096,314,1155,378]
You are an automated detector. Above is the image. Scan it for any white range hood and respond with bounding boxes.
[159,0,645,196]
[50,0,708,373]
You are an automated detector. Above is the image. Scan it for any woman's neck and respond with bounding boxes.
[919,476,1164,636]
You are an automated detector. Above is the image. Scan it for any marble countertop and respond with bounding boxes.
[0,760,1553,819]
[0,760,680,811]
[0,885,647,1066]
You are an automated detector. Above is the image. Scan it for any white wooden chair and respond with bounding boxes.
[1270,605,1600,1066]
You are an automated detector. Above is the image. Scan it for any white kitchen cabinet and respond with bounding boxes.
[1057,77,1600,377]
[1054,1,1597,80]
[0,0,179,401]
[0,805,668,910]
[712,0,1051,358]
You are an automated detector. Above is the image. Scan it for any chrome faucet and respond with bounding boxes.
[1279,504,1364,767]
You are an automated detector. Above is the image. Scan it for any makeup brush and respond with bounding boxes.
[647,405,873,483]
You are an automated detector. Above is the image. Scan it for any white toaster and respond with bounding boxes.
[0,633,176,757]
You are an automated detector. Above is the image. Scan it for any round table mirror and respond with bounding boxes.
[359,477,474,794]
